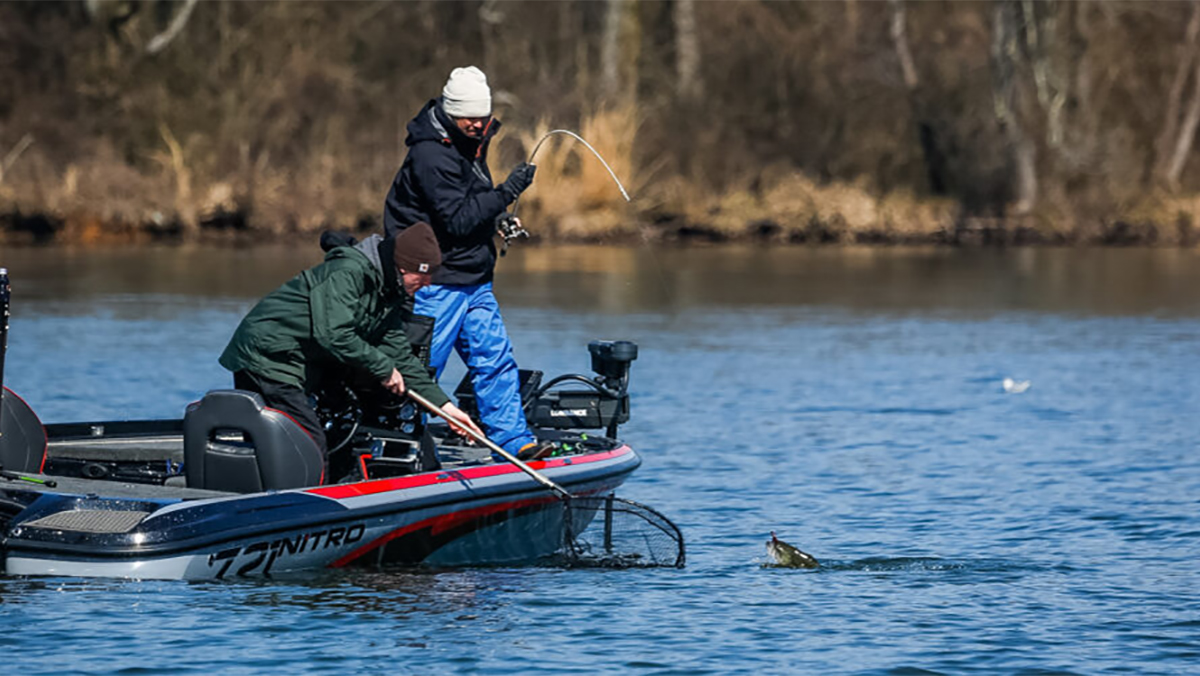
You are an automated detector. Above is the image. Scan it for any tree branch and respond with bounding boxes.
[0,134,34,186]
[146,0,198,55]
[888,0,919,90]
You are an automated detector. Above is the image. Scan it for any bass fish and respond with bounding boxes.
[766,531,820,569]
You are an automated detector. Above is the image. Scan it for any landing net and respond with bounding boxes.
[558,495,685,569]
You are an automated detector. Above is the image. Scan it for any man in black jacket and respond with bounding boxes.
[383,66,548,460]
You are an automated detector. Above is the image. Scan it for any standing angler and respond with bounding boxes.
[382,66,550,461]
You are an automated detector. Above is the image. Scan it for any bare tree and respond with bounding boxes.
[601,0,624,101]
[83,0,198,54]
[674,0,701,101]
[1065,2,1096,167]
[1021,1,1067,151]
[479,0,504,77]
[992,0,1038,215]
[1165,64,1200,191]
[146,0,198,55]
[0,134,33,186]
[845,0,860,49]
[601,0,639,105]
[889,0,950,195]
[888,0,918,90]
[1154,1,1200,189]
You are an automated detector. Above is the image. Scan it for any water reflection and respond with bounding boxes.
[227,569,505,619]
[1,244,1198,316]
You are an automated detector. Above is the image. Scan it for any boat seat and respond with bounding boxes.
[0,387,47,474]
[184,390,323,493]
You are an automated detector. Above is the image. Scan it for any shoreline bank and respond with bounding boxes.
[3,210,1197,248]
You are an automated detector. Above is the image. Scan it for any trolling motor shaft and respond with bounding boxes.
[0,267,9,437]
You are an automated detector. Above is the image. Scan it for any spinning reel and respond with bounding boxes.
[496,213,528,256]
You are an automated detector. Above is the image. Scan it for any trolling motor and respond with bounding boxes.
[526,340,638,439]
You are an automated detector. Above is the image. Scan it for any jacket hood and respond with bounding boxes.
[320,234,378,268]
[349,233,384,272]
[323,234,404,301]
[405,98,501,159]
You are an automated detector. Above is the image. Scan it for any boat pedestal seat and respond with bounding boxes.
[0,387,47,474]
[184,390,323,493]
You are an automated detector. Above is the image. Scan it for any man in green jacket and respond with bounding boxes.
[219,222,482,456]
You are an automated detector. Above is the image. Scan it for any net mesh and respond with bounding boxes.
[558,495,685,569]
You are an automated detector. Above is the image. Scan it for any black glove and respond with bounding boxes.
[498,162,536,203]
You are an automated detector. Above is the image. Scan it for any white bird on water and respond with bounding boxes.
[1002,378,1031,394]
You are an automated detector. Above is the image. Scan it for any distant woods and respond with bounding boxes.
[2,0,1200,246]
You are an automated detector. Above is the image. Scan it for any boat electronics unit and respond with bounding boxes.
[456,340,638,438]
[527,340,637,437]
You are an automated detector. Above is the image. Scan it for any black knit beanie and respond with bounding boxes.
[392,222,442,274]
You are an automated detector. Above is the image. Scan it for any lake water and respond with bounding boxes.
[1,245,1198,675]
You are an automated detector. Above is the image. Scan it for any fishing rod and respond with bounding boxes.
[499,129,633,253]
[0,469,55,488]
[406,390,571,499]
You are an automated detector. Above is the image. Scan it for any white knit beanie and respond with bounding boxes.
[442,66,492,118]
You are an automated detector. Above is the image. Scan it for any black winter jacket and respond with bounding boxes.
[383,99,512,286]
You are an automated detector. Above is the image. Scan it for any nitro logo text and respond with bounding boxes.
[207,524,366,578]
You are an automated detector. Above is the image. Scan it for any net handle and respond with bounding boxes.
[407,391,572,499]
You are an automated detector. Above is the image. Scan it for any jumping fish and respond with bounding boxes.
[766,531,820,569]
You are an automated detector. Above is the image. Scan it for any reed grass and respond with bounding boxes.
[656,170,957,242]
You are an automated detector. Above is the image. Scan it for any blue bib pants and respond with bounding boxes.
[415,282,536,455]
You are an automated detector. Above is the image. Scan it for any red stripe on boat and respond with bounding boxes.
[305,446,631,500]
[329,494,562,567]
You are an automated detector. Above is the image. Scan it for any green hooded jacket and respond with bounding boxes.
[218,235,450,408]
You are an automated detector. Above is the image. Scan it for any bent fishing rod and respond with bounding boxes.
[499,129,633,252]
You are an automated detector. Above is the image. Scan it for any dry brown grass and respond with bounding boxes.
[656,169,957,241]
[1112,191,1200,245]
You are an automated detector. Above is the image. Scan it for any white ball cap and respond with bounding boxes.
[442,66,492,118]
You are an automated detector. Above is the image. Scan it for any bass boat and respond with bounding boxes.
[0,269,682,579]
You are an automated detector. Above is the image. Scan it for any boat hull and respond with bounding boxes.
[4,447,639,580]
